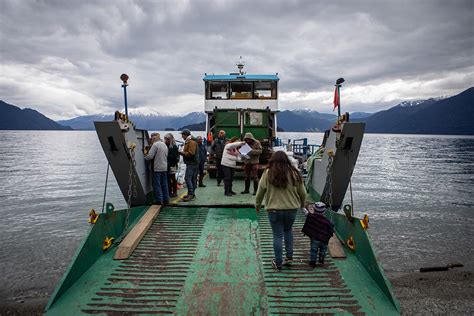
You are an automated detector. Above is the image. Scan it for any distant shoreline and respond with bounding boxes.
[1,129,474,137]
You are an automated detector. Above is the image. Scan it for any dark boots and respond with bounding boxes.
[318,254,325,264]
[241,179,250,194]
[253,179,258,195]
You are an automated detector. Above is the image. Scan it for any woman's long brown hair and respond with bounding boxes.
[267,151,302,188]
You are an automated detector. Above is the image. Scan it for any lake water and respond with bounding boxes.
[0,130,473,303]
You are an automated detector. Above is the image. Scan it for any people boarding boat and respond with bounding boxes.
[45,62,400,315]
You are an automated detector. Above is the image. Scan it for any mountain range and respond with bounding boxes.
[359,88,473,134]
[56,112,206,131]
[1,87,472,134]
[0,100,71,130]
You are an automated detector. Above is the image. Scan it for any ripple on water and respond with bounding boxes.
[1,131,473,300]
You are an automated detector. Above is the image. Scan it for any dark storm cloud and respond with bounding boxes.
[1,0,472,118]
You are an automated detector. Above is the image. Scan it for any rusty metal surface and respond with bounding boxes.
[258,211,364,315]
[74,206,365,315]
[82,207,208,314]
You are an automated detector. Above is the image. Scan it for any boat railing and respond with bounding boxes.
[274,137,320,161]
[292,138,320,159]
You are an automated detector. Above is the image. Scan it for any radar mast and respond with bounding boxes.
[236,56,246,75]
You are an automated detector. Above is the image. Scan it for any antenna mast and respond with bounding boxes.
[236,56,246,75]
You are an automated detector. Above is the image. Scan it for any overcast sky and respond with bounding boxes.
[1,0,473,120]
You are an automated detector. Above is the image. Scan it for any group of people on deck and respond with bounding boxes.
[144,129,208,204]
[211,130,263,196]
[145,128,334,270]
[144,128,270,202]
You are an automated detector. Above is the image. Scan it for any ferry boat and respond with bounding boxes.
[45,61,401,315]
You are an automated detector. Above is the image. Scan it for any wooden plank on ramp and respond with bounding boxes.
[328,234,346,259]
[114,205,161,260]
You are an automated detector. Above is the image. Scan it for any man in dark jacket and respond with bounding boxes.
[210,130,226,186]
[197,136,207,187]
[240,132,262,195]
[179,129,199,201]
[164,133,179,197]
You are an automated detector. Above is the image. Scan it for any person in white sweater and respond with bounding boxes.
[221,136,245,196]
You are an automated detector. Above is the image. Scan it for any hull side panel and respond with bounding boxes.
[45,206,148,311]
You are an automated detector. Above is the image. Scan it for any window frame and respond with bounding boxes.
[205,80,278,100]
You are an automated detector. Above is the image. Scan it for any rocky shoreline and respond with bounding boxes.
[1,269,473,315]
[389,268,474,315]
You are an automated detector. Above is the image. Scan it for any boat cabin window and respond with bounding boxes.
[254,81,277,99]
[245,111,263,125]
[205,80,278,100]
[207,82,228,99]
[230,82,253,99]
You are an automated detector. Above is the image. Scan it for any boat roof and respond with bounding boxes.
[203,74,279,81]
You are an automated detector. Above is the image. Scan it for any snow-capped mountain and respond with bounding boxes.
[57,112,206,130]
[397,96,447,107]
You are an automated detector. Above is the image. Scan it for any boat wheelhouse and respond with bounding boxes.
[204,61,279,177]
[204,73,278,138]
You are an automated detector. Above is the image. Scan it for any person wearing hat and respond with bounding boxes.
[302,201,334,267]
[179,129,199,202]
[144,132,169,205]
[240,132,262,195]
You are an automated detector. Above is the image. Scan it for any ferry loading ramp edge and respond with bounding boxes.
[46,178,400,315]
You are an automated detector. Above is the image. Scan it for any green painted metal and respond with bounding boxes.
[326,210,401,312]
[214,110,241,139]
[45,204,149,311]
[243,110,270,140]
[175,208,265,314]
[215,110,240,126]
[308,182,401,312]
[307,183,322,202]
[46,177,400,314]
[212,109,273,141]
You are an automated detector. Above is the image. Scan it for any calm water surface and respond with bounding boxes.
[0,131,473,302]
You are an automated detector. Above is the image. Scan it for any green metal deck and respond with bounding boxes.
[46,178,399,315]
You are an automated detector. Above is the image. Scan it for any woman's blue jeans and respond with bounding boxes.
[268,209,298,266]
